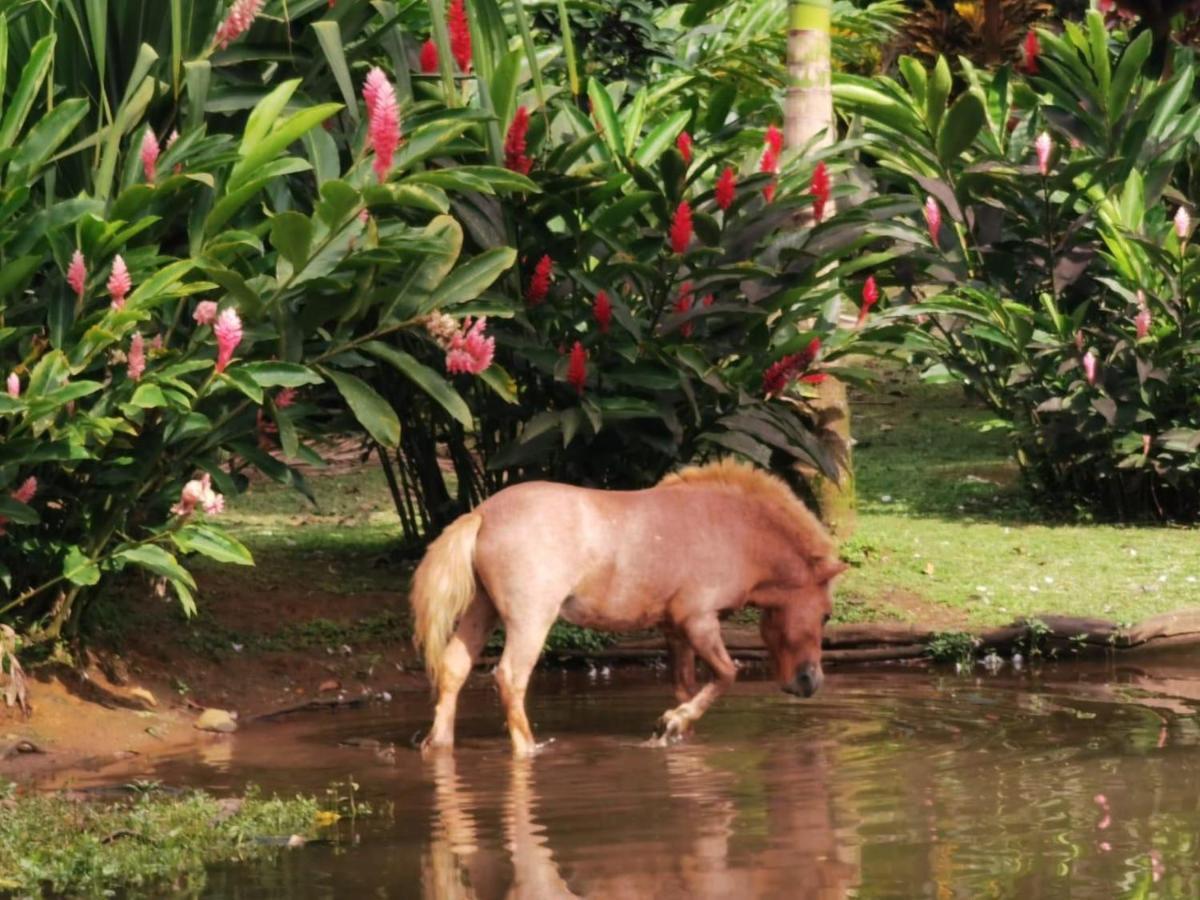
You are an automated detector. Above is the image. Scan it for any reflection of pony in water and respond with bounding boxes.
[410,459,847,755]
[421,741,858,899]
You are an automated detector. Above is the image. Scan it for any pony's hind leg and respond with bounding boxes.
[654,614,737,743]
[494,609,558,757]
[423,593,497,752]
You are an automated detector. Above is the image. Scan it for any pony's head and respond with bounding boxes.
[759,557,848,698]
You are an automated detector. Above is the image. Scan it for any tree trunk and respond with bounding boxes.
[785,0,856,539]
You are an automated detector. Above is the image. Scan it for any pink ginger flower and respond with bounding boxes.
[193,300,219,326]
[858,276,879,327]
[715,166,737,212]
[1175,205,1191,241]
[1074,330,1085,352]
[669,200,693,254]
[214,307,244,373]
[167,129,182,174]
[676,131,693,165]
[1142,433,1153,457]
[1136,306,1151,339]
[127,333,146,382]
[107,255,132,309]
[364,67,401,182]
[214,0,263,50]
[5,372,18,398]
[566,341,587,395]
[924,196,942,246]
[1083,350,1098,386]
[1035,131,1053,176]
[811,161,830,223]
[526,255,553,305]
[445,317,495,375]
[276,388,298,408]
[594,290,612,334]
[172,473,224,517]
[420,38,439,74]
[141,129,160,182]
[12,476,36,505]
[504,106,533,175]
[150,334,164,352]
[67,250,87,299]
[448,0,472,72]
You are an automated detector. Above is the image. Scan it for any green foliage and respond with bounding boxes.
[0,786,326,896]
[927,630,978,664]
[844,14,1200,520]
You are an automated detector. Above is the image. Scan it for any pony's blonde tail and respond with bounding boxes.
[410,512,484,687]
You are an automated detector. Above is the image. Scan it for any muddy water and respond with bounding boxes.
[99,661,1200,898]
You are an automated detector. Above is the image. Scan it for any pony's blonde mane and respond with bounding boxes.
[658,459,836,560]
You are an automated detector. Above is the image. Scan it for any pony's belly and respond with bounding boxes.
[559,593,665,632]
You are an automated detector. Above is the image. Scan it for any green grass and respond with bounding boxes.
[213,373,1200,633]
[0,780,362,897]
[841,376,1200,626]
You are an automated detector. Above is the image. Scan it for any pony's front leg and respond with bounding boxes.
[654,615,737,743]
[663,626,699,704]
[495,613,556,757]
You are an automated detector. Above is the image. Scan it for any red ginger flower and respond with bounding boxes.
[858,276,879,327]
[12,476,36,505]
[108,255,132,309]
[504,106,533,175]
[811,161,830,223]
[1021,30,1039,74]
[566,341,587,394]
[669,200,693,254]
[675,281,695,338]
[702,293,715,307]
[448,0,472,72]
[420,39,439,73]
[765,124,783,156]
[363,67,401,182]
[760,127,782,202]
[763,338,824,397]
[214,0,262,49]
[214,307,244,373]
[141,130,160,183]
[526,255,553,305]
[593,290,612,334]
[445,317,495,375]
[67,250,87,299]
[676,131,693,165]
[715,166,737,212]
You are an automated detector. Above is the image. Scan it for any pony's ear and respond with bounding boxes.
[813,558,850,584]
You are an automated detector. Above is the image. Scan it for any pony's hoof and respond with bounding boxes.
[419,734,454,756]
[650,711,689,745]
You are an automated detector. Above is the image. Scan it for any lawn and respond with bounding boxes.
[214,369,1200,632]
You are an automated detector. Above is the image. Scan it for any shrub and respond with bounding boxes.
[841,14,1200,520]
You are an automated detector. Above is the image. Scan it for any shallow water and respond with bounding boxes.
[93,660,1200,898]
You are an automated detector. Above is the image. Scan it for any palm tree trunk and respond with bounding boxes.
[785,0,856,539]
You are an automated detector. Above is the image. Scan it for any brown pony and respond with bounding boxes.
[410,459,847,755]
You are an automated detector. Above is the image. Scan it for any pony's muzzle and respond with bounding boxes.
[783,664,823,698]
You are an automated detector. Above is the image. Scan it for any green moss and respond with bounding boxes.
[0,782,349,897]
